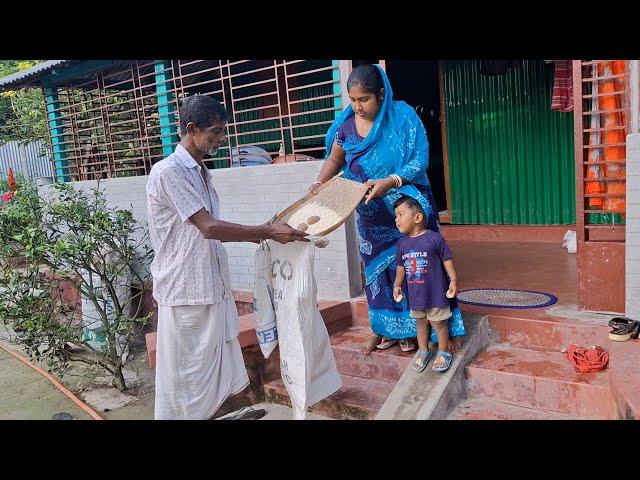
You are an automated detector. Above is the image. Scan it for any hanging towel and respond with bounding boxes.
[551,60,574,112]
[598,60,627,214]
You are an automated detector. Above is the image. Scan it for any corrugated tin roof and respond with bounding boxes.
[0,60,73,90]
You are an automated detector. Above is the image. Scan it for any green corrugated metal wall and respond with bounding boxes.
[443,60,576,224]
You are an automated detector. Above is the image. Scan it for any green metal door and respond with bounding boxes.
[443,60,576,224]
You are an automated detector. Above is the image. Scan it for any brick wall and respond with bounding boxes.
[40,162,360,301]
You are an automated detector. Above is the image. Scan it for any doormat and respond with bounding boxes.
[456,289,558,309]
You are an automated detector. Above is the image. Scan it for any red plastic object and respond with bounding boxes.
[565,343,609,373]
[7,168,16,192]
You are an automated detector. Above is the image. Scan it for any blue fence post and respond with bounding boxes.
[154,61,179,158]
[43,86,69,182]
[332,60,342,118]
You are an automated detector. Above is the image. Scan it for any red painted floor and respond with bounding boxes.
[447,241,597,325]
[449,241,576,305]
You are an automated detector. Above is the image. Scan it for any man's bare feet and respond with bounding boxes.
[448,336,463,353]
[362,334,381,355]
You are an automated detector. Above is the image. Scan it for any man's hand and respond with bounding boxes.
[393,286,404,302]
[266,223,310,244]
[364,177,397,205]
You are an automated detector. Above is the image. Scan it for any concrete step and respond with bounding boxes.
[354,298,609,353]
[238,300,353,348]
[330,327,414,383]
[264,374,395,420]
[609,338,640,420]
[465,343,614,419]
[447,395,582,420]
[487,314,609,352]
[376,313,490,420]
[351,299,370,328]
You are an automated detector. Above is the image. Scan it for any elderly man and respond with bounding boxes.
[146,95,307,420]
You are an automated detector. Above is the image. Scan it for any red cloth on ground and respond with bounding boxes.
[565,343,609,373]
[551,60,574,112]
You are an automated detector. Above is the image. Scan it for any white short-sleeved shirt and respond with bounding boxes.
[146,144,232,306]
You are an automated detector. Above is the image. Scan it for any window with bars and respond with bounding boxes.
[167,60,341,169]
[575,60,628,242]
[45,60,341,180]
[45,60,163,181]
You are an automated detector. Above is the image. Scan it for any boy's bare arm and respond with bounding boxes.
[394,265,406,288]
[443,258,458,297]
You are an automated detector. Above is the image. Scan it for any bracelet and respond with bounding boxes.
[390,174,402,188]
[313,180,323,186]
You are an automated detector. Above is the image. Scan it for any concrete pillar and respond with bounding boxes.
[626,60,640,318]
[18,143,30,181]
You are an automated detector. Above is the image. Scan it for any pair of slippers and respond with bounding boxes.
[411,350,452,373]
[609,317,640,342]
[377,338,415,352]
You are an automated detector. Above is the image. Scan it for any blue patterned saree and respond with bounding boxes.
[325,65,465,342]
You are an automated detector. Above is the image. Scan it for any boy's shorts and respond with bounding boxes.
[410,306,451,322]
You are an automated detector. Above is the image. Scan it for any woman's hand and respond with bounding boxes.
[364,177,397,205]
[308,181,323,196]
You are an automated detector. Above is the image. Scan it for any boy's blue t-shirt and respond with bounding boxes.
[395,230,453,310]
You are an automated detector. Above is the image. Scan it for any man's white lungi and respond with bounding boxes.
[154,297,249,420]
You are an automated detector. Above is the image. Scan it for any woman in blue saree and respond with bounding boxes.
[309,64,466,354]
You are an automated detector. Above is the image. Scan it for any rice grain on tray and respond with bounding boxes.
[286,203,343,236]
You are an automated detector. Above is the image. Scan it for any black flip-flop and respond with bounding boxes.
[609,317,636,328]
[218,407,267,420]
[608,317,640,341]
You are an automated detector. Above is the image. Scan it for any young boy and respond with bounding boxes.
[392,196,458,373]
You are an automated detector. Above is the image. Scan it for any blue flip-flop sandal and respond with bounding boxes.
[432,351,453,372]
[412,350,434,373]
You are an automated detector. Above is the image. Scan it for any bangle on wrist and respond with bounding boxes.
[390,174,402,188]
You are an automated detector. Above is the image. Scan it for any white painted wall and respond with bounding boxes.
[626,133,640,318]
[40,162,362,301]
